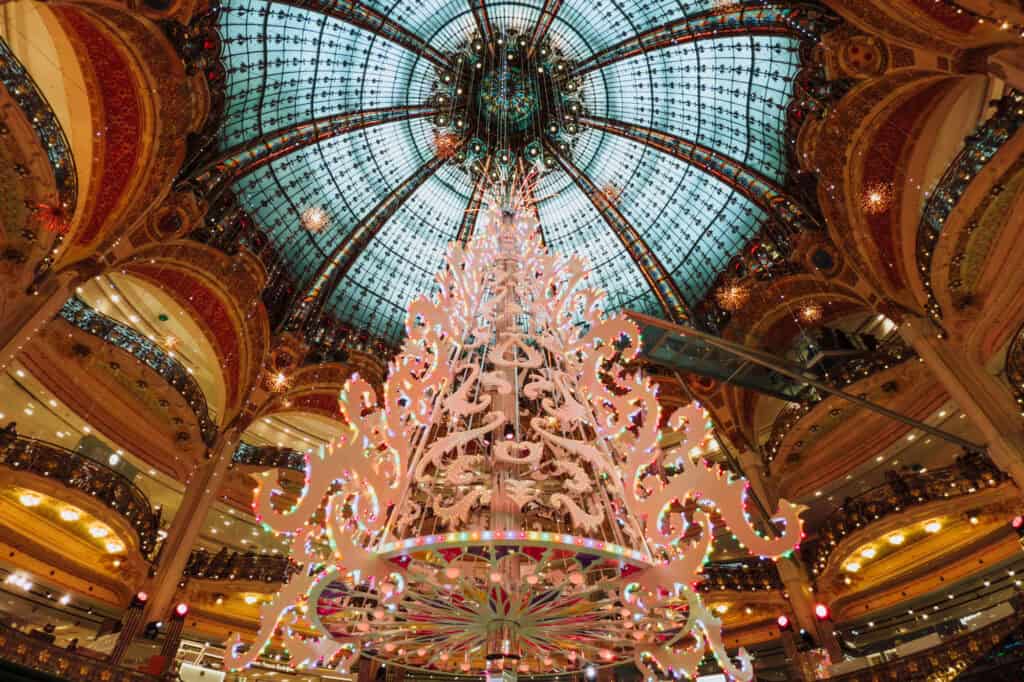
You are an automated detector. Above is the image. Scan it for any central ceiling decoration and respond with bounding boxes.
[227,189,802,680]
[432,28,583,179]
[211,0,820,344]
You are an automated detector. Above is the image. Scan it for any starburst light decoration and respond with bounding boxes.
[225,179,804,681]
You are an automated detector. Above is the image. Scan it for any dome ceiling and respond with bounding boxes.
[213,0,818,343]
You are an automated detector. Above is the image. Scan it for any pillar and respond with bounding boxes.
[735,448,780,512]
[777,558,843,663]
[108,592,149,665]
[900,317,1024,488]
[358,657,382,682]
[157,603,188,675]
[141,420,243,623]
[0,269,79,370]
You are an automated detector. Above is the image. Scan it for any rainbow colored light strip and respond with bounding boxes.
[377,530,652,564]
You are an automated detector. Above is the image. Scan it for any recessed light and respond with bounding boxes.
[19,493,42,507]
[89,525,110,538]
[924,521,942,533]
[105,541,125,554]
[860,547,877,559]
[888,534,905,546]
[59,508,81,522]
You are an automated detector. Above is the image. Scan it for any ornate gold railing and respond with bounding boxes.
[697,557,783,592]
[184,547,297,584]
[232,442,305,471]
[58,297,217,446]
[0,621,156,681]
[1,435,161,557]
[803,453,1007,575]
[1006,320,1024,415]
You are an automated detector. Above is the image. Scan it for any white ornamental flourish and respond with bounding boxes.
[226,181,804,681]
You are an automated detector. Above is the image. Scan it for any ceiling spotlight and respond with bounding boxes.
[89,525,110,539]
[59,508,81,522]
[59,594,71,606]
[844,562,861,573]
[887,533,905,546]
[860,547,877,559]
[924,521,942,534]
[105,541,125,554]
[19,493,42,507]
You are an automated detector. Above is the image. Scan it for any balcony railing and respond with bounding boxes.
[58,297,217,446]
[232,442,306,472]
[0,38,78,212]
[1006,320,1024,414]
[916,89,1024,322]
[1,436,161,557]
[764,336,916,466]
[697,557,783,592]
[0,621,156,682]
[184,548,297,584]
[803,453,1007,575]
[830,608,1023,682]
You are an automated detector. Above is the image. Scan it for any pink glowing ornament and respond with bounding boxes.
[224,177,804,682]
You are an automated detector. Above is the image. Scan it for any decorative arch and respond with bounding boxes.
[810,70,979,307]
[117,240,270,423]
[1,1,198,282]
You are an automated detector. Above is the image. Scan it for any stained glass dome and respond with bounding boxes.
[212,0,822,343]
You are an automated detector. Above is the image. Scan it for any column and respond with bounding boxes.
[0,270,78,370]
[900,317,1024,488]
[777,558,843,663]
[141,420,243,622]
[108,592,149,664]
[735,448,780,512]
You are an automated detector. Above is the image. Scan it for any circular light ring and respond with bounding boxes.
[376,532,651,567]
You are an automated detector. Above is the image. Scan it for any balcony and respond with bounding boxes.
[830,606,1023,681]
[184,548,297,584]
[0,39,77,212]
[231,442,305,472]
[916,89,1024,322]
[1,435,161,557]
[57,297,216,446]
[0,621,154,682]
[764,333,917,467]
[697,558,784,593]
[802,453,1008,576]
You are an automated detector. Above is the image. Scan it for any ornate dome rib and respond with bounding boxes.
[213,0,819,344]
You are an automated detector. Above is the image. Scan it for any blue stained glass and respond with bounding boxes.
[215,0,810,343]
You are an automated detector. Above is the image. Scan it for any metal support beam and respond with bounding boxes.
[528,0,563,55]
[274,0,451,68]
[626,310,986,451]
[294,155,447,324]
[196,106,435,180]
[468,0,494,44]
[571,4,805,77]
[547,142,691,324]
[582,115,817,233]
